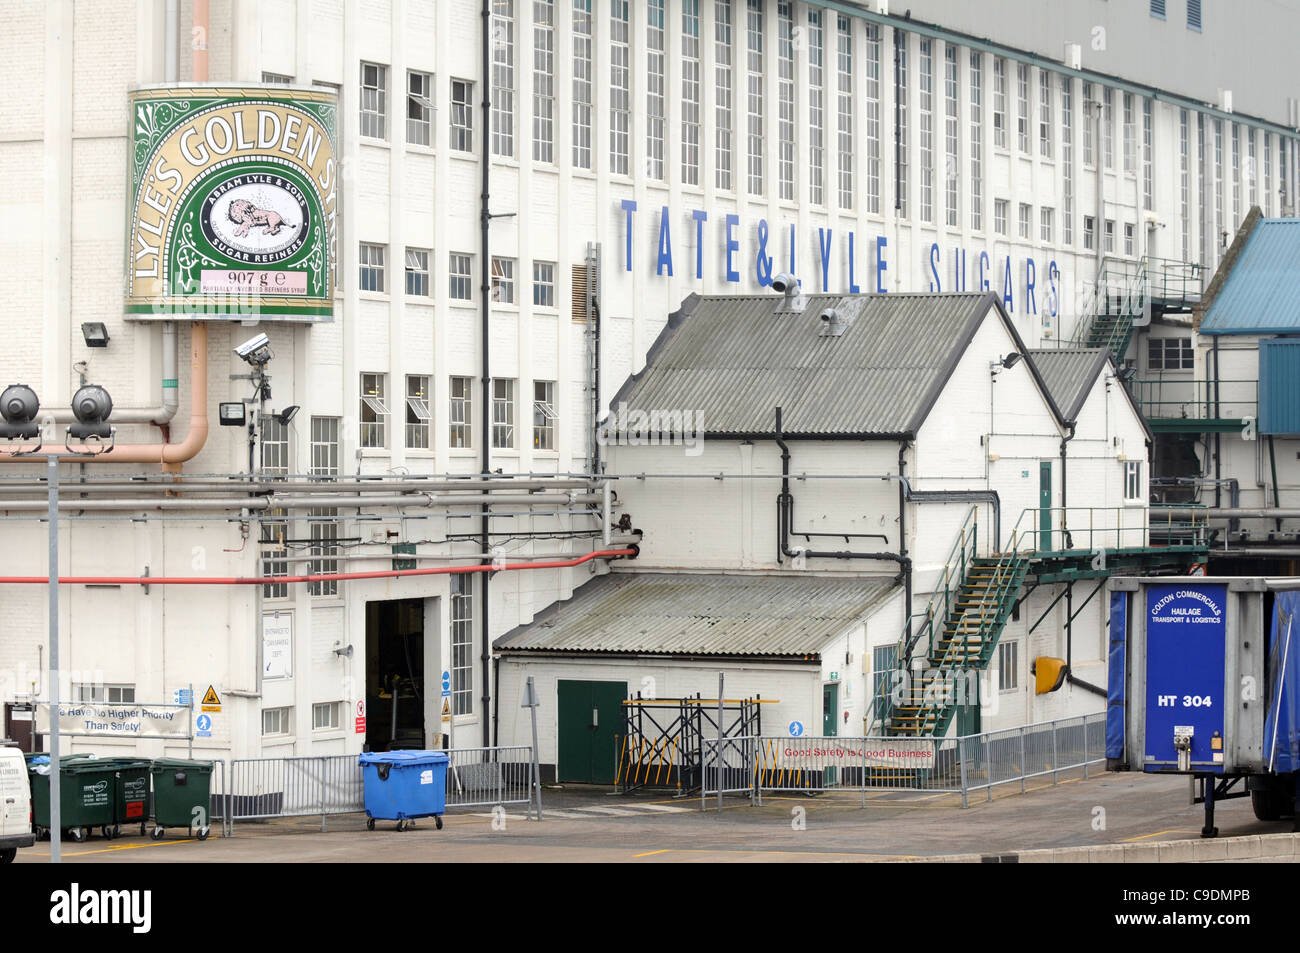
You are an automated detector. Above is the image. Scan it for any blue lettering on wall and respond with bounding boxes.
[725,213,740,283]
[1025,258,1037,315]
[876,236,888,293]
[622,199,637,272]
[656,206,674,277]
[755,219,773,287]
[1002,256,1014,312]
[692,209,707,280]
[819,227,832,292]
[929,243,941,293]
[848,231,861,294]
[1048,261,1060,318]
[979,251,991,292]
[788,223,796,276]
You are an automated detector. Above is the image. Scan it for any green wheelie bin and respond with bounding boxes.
[149,759,214,840]
[29,757,119,842]
[102,759,153,838]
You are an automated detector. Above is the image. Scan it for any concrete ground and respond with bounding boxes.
[14,767,1288,863]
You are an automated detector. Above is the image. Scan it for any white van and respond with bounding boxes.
[0,741,34,863]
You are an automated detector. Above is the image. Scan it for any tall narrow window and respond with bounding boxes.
[895,31,908,217]
[1102,87,1114,169]
[609,1,630,175]
[993,58,1006,150]
[490,256,516,304]
[449,252,473,302]
[451,79,474,152]
[1198,113,1207,265]
[646,0,665,180]
[1018,202,1031,240]
[360,373,388,449]
[745,0,764,196]
[1038,70,1053,159]
[360,62,387,139]
[307,416,339,596]
[1214,118,1224,247]
[492,379,516,449]
[777,2,795,202]
[918,38,933,222]
[1123,93,1136,174]
[359,243,386,293]
[404,248,430,297]
[808,11,825,205]
[405,375,430,449]
[451,574,473,715]
[681,1,701,186]
[572,0,592,169]
[994,198,1008,236]
[1082,82,1094,166]
[449,376,473,448]
[1231,124,1241,228]
[1248,130,1258,211]
[407,70,432,146]
[490,1,515,157]
[1265,131,1274,216]
[533,380,557,451]
[532,0,554,163]
[532,261,556,307]
[1041,206,1054,243]
[836,15,854,211]
[943,44,957,227]
[715,0,733,190]
[1180,109,1190,261]
[1016,63,1029,153]
[1062,76,1074,244]
[1084,215,1095,251]
[864,23,881,214]
[970,52,983,230]
[1143,98,1154,210]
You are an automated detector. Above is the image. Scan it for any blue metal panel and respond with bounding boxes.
[1202,220,1300,336]
[1264,592,1300,774]
[1258,339,1300,435]
[1142,584,1228,773]
[1106,591,1128,760]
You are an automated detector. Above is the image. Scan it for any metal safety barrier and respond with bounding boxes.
[444,745,540,818]
[700,712,1108,811]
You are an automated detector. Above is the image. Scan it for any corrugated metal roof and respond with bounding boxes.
[607,292,1002,437]
[1027,348,1109,424]
[493,572,898,658]
[1202,219,1300,335]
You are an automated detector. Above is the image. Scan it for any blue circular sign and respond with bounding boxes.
[788,721,804,737]
[196,714,212,732]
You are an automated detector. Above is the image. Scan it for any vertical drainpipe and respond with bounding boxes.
[898,442,911,644]
[1213,336,1222,508]
[479,0,492,746]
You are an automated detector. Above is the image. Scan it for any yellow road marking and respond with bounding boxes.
[632,849,672,857]
[1121,829,1198,843]
[28,838,197,858]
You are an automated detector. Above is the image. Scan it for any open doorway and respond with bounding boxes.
[365,598,427,751]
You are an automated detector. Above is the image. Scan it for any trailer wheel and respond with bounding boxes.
[1251,787,1288,821]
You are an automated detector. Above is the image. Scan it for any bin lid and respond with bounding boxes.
[358,750,449,766]
[150,758,215,770]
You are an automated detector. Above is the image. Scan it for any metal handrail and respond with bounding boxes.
[1131,378,1258,419]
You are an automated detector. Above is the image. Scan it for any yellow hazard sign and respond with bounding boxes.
[201,685,222,713]
[441,698,451,722]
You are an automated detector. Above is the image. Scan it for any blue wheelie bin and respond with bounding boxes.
[358,750,448,831]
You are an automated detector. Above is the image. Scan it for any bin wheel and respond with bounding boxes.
[33,826,45,840]
[151,827,165,841]
[100,826,114,840]
[69,828,87,843]
[435,816,443,831]
[366,818,376,831]
[139,824,147,838]
[396,818,408,832]
[112,825,122,839]
[197,826,210,841]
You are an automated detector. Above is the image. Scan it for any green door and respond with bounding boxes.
[822,683,839,786]
[956,676,982,737]
[556,680,627,784]
[1039,461,1053,551]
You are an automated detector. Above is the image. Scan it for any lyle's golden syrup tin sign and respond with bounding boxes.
[125,86,338,321]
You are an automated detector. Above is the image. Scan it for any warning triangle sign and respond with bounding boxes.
[201,685,222,706]
[442,698,450,716]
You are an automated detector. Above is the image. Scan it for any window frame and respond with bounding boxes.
[360,372,389,450]
[359,242,387,294]
[405,374,431,450]
[360,62,388,140]
[450,78,475,153]
[449,376,474,449]
[407,70,433,147]
[492,378,517,449]
[404,247,430,298]
[533,379,557,451]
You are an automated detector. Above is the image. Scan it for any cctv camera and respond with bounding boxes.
[771,272,798,294]
[234,332,272,367]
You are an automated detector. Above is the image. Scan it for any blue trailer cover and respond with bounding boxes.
[1106,591,1128,759]
[1264,592,1300,773]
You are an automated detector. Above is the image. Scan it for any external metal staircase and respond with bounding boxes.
[1068,256,1203,364]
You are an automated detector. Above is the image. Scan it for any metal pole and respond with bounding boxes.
[1020,726,1027,794]
[527,676,542,820]
[320,756,327,833]
[716,673,724,812]
[959,736,969,809]
[48,456,61,863]
[187,681,194,759]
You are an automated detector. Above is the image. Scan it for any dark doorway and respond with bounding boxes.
[365,598,427,751]
[556,680,627,784]
[3,702,36,752]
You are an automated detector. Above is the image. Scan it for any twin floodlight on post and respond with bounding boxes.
[0,382,116,455]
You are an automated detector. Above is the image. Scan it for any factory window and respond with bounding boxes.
[532,1,554,163]
[492,379,516,449]
[808,10,825,205]
[312,702,342,731]
[1123,93,1136,174]
[1102,87,1114,170]
[838,16,855,211]
[310,417,340,478]
[871,644,898,708]
[449,253,473,302]
[405,375,431,450]
[1016,62,1029,154]
[1082,82,1094,166]
[533,380,557,451]
[1214,119,1224,245]
[1040,207,1054,243]
[1187,0,1202,31]
[1084,216,1096,251]
[744,0,763,196]
[308,416,340,597]
[1062,76,1074,243]
[865,23,881,214]
[777,2,796,202]
[450,79,474,153]
[609,0,630,175]
[359,243,386,293]
[1249,130,1258,210]
[491,0,515,158]
[490,257,516,304]
[1124,461,1144,503]
[407,70,433,147]
[647,0,665,180]
[715,0,734,190]
[532,261,556,308]
[997,642,1019,693]
[1151,0,1166,18]
[1125,223,1136,257]
[262,707,292,737]
[1105,219,1116,253]
[681,1,701,186]
[918,37,931,221]
[76,684,136,704]
[942,44,957,227]
[1148,337,1195,371]
[451,574,474,716]
[360,62,387,140]
[1265,132,1273,216]
[260,416,290,477]
[970,52,983,230]
[1181,111,1191,260]
[1018,202,1031,240]
[262,72,293,85]
[895,30,908,217]
[404,248,430,298]
[1143,98,1154,210]
[992,58,1007,150]
[1231,124,1242,227]
[994,199,1008,236]
[261,514,289,599]
[360,373,388,450]
[1038,69,1053,159]
[449,376,473,449]
[572,0,592,169]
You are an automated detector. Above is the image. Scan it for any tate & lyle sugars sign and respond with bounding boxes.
[125,86,339,321]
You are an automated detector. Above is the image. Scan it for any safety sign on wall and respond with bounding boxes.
[201,685,222,713]
[355,700,366,735]
[196,713,213,739]
[262,611,293,680]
